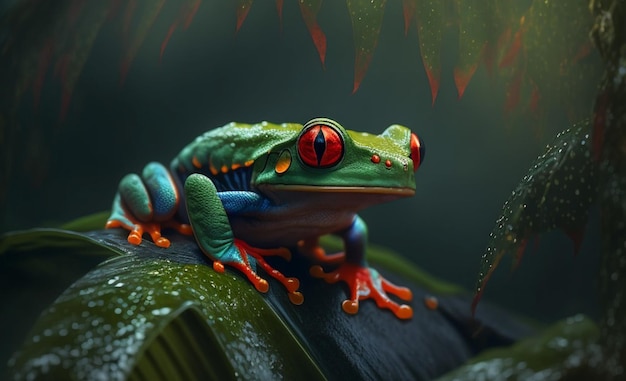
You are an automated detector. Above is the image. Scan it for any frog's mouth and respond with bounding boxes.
[259,184,415,196]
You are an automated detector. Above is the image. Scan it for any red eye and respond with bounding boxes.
[410,133,425,172]
[297,122,344,168]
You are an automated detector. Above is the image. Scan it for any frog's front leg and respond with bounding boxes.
[184,173,303,305]
[310,215,414,319]
[105,162,192,248]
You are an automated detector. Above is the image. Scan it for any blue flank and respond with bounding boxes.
[211,166,252,192]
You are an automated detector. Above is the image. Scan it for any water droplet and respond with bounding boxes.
[151,307,172,316]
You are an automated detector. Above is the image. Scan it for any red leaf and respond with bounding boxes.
[423,60,440,107]
[160,21,180,62]
[235,0,254,33]
[455,0,489,99]
[415,0,443,105]
[564,226,586,256]
[472,252,504,316]
[276,0,284,29]
[453,58,480,99]
[347,0,386,93]
[161,0,202,61]
[299,0,326,66]
[402,0,416,36]
[484,27,511,74]
[498,18,526,68]
[183,0,201,29]
[120,0,166,84]
[512,238,529,270]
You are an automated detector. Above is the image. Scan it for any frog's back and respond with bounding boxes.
[170,121,301,190]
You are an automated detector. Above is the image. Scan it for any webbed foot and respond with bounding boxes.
[230,239,303,305]
[310,263,413,319]
[106,217,192,248]
[106,162,192,247]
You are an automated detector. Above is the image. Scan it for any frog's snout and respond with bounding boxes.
[410,133,425,172]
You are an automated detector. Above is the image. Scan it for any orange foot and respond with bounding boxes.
[216,239,304,305]
[310,263,413,319]
[106,219,193,248]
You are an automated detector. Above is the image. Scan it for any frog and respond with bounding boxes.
[105,118,425,320]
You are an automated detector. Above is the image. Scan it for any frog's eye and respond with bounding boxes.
[410,133,425,172]
[297,121,344,168]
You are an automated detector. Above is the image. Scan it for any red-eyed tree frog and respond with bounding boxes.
[106,118,425,319]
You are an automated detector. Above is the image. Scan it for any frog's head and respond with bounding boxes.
[254,118,425,203]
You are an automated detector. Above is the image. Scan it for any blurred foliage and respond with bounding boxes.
[0,0,599,114]
[437,314,601,380]
[469,1,626,378]
[0,1,601,214]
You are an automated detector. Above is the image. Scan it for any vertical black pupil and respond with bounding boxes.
[314,128,326,165]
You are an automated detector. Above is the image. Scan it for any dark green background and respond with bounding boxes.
[1,1,601,323]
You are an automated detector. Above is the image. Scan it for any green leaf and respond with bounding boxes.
[436,314,600,381]
[473,120,597,313]
[346,0,387,93]
[31,258,320,379]
[454,0,489,99]
[3,223,533,380]
[6,232,324,380]
[414,0,444,105]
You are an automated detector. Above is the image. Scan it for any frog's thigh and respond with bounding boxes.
[184,173,238,262]
[338,215,368,265]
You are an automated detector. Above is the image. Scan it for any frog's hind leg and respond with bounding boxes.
[184,173,303,304]
[105,162,192,248]
[310,215,413,319]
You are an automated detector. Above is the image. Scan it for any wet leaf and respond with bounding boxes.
[298,0,326,65]
[473,120,598,313]
[2,219,532,380]
[235,0,254,33]
[501,0,601,121]
[160,0,202,61]
[347,0,386,93]
[454,0,489,99]
[437,315,601,380]
[414,0,444,105]
[402,0,416,36]
[7,247,323,380]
